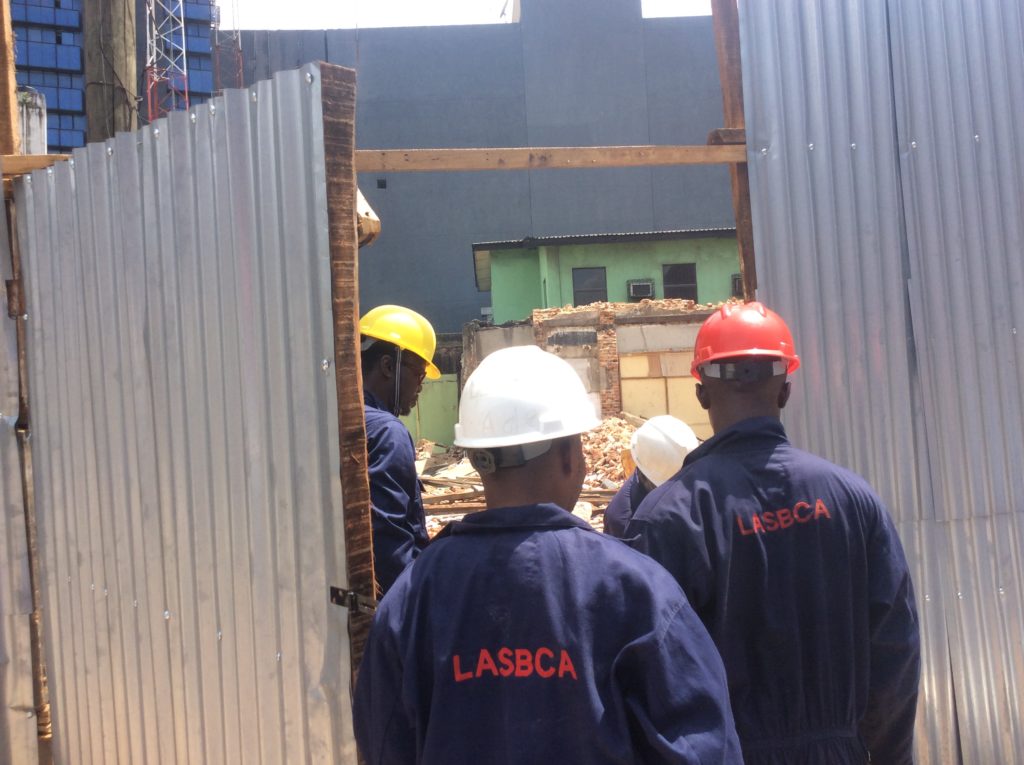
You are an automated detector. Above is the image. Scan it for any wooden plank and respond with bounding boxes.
[355,144,746,173]
[83,0,137,141]
[320,63,376,679]
[711,0,757,299]
[2,154,71,177]
[0,0,19,154]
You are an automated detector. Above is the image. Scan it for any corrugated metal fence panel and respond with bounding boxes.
[891,0,1024,526]
[16,62,356,764]
[1,179,39,765]
[742,1,1024,763]
[890,3,1024,760]
[741,0,923,524]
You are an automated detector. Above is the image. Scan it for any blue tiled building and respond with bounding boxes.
[12,0,217,153]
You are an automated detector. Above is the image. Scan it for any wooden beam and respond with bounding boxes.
[83,0,138,141]
[2,154,71,177]
[711,0,757,300]
[355,144,746,173]
[0,0,20,154]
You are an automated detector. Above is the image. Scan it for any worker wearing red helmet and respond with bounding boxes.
[625,302,921,765]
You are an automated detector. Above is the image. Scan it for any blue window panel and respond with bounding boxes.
[11,5,27,20]
[69,74,82,88]
[25,6,55,24]
[72,115,86,130]
[55,44,80,71]
[25,27,40,41]
[188,69,213,94]
[54,9,79,27]
[27,42,57,68]
[58,74,69,86]
[38,86,58,106]
[41,28,57,43]
[43,72,58,86]
[15,72,28,86]
[14,44,28,66]
[47,127,60,147]
[186,36,211,54]
[184,2,213,21]
[58,114,70,129]
[61,129,85,148]
[57,87,82,111]
[63,0,82,10]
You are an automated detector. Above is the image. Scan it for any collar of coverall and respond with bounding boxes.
[682,416,789,468]
[434,503,593,539]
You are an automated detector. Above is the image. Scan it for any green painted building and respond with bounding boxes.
[473,229,741,324]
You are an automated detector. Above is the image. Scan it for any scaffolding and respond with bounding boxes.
[144,0,189,122]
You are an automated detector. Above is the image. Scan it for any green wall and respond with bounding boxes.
[400,374,460,447]
[489,237,739,322]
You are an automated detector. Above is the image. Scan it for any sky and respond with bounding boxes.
[219,0,712,31]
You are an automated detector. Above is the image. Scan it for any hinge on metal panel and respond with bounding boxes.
[5,278,23,317]
[329,586,378,615]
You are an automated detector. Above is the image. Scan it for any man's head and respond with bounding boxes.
[359,305,439,416]
[691,302,800,433]
[453,346,601,511]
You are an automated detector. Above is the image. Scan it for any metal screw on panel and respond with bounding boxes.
[90,583,95,591]
[153,128,160,139]
[760,147,768,156]
[850,143,857,150]
[910,141,918,149]
[107,146,114,156]
[321,358,331,373]
[1012,327,1018,335]
[957,591,963,600]
[974,134,980,143]
[251,90,258,102]
[998,587,1005,596]
[163,610,171,620]
[26,176,31,183]
[103,588,108,597]
[217,630,223,641]
[21,314,27,321]
[133,600,138,608]
[276,651,282,662]
[924,594,930,602]
[807,143,814,151]
[305,72,314,84]
[47,167,52,175]
[69,158,74,166]
[66,576,71,584]
[210,104,217,115]
[26,711,33,719]
[190,112,197,124]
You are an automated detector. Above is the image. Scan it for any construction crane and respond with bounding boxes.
[144,0,190,122]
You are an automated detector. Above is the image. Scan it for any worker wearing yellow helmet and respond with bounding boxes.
[359,304,441,594]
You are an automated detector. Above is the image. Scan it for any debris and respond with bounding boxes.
[416,417,636,537]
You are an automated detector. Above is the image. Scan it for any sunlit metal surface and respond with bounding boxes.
[742,1,1024,762]
[15,62,356,763]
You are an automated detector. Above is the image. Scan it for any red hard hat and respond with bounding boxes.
[691,302,800,379]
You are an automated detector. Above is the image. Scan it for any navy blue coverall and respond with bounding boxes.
[353,503,743,765]
[604,468,651,538]
[625,417,920,765]
[364,391,429,594]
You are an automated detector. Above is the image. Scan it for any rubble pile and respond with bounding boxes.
[414,416,638,537]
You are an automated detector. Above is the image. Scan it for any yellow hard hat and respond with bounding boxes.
[359,305,441,379]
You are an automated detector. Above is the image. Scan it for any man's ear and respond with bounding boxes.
[558,437,580,477]
[778,379,791,409]
[378,352,396,380]
[695,382,711,411]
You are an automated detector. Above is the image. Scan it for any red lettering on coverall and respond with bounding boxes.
[736,499,833,536]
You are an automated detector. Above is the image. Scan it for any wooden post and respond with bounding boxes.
[0,0,20,154]
[710,0,757,299]
[83,0,137,141]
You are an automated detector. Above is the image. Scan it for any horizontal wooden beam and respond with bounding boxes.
[2,154,70,177]
[355,144,746,173]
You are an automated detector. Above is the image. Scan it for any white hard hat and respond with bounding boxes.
[454,345,601,449]
[630,415,700,486]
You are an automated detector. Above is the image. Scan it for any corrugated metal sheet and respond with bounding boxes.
[742,1,1024,762]
[1,174,39,765]
[15,62,357,763]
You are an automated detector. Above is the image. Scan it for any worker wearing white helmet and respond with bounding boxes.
[604,414,700,538]
[354,345,741,765]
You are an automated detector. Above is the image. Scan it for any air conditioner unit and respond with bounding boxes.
[627,279,655,299]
